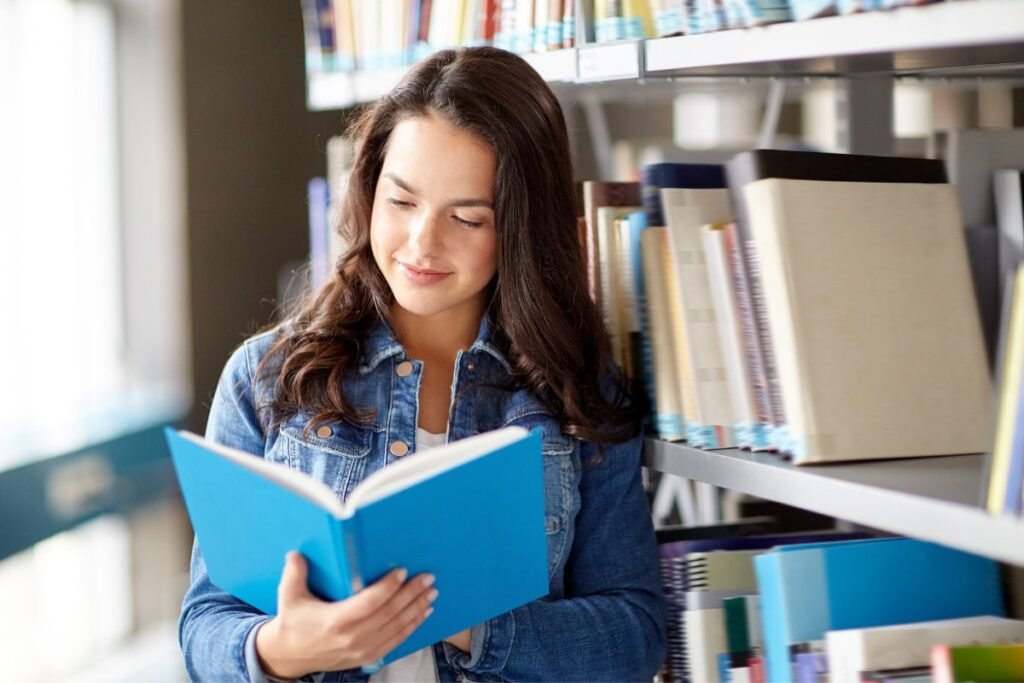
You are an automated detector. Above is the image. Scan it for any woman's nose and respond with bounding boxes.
[408,211,444,254]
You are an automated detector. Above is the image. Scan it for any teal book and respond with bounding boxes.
[754,537,1004,683]
[166,426,549,667]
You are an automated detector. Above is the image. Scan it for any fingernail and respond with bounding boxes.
[425,607,434,618]
[427,588,439,602]
[421,574,436,588]
[395,568,408,583]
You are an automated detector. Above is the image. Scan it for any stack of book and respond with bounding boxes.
[655,523,1021,683]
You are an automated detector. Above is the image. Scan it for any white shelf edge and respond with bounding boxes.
[576,40,643,81]
[644,439,1024,566]
[523,49,579,82]
[645,0,1024,73]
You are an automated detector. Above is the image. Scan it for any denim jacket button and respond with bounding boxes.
[315,425,333,438]
[466,361,475,372]
[389,440,410,457]
[396,361,414,377]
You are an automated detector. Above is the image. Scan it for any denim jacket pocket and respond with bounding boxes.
[277,416,374,503]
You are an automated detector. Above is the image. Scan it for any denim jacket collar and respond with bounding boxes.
[358,307,512,375]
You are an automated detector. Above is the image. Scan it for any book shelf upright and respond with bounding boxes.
[303,0,1024,567]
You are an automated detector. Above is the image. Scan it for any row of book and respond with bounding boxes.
[581,140,1024,500]
[300,0,576,74]
[307,130,1024,505]
[583,149,997,466]
[300,0,950,76]
[655,519,1023,683]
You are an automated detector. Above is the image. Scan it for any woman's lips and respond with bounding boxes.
[398,262,451,285]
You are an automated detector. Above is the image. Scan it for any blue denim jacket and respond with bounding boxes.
[178,314,667,682]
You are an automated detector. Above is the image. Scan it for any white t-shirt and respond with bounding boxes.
[369,427,446,683]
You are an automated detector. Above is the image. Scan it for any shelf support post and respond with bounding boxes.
[837,75,894,156]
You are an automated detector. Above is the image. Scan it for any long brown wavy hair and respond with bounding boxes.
[255,46,643,447]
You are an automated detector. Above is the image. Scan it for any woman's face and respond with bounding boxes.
[370,113,498,325]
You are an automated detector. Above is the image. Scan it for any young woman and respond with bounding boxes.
[179,46,666,682]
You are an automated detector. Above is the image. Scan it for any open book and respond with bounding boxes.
[166,426,548,666]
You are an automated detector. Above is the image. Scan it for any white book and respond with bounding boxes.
[827,616,1024,683]
[617,217,641,380]
[995,169,1024,291]
[743,179,992,463]
[946,128,1024,226]
[661,188,736,448]
[685,607,728,683]
[703,225,760,449]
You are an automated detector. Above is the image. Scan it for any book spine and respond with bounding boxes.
[562,0,575,47]
[745,240,789,452]
[642,228,686,440]
[725,223,773,450]
[629,213,659,427]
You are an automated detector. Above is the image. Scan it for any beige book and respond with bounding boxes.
[597,206,640,371]
[662,188,736,448]
[743,179,992,464]
[640,228,686,441]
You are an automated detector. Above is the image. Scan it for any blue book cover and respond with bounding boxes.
[641,162,727,228]
[626,211,658,423]
[754,538,1004,683]
[166,426,548,667]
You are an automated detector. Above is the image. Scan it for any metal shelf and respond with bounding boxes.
[644,438,1024,566]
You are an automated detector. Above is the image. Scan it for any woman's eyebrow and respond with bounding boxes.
[383,171,493,209]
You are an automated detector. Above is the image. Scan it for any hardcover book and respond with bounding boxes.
[743,178,991,463]
[166,426,548,666]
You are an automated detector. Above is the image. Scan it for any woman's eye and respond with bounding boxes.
[453,216,483,228]
[386,197,413,209]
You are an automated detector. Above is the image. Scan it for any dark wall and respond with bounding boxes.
[181,0,349,431]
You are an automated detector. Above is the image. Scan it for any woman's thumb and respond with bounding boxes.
[277,551,310,606]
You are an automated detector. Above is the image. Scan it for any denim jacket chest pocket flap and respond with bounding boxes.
[274,415,376,502]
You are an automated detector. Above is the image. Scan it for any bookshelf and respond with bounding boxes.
[302,1,1024,571]
[306,0,1024,110]
[644,440,1024,566]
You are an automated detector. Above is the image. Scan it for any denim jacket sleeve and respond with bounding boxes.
[442,429,668,682]
[177,341,284,683]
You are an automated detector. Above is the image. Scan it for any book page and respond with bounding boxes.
[178,431,346,517]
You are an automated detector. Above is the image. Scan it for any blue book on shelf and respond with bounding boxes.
[641,163,727,228]
[307,177,329,291]
[626,211,658,424]
[166,426,548,668]
[754,537,1004,683]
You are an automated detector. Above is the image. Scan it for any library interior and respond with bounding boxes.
[4,0,1024,681]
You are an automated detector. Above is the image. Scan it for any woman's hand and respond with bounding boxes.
[255,552,438,679]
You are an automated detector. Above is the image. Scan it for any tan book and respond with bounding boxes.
[662,188,736,448]
[582,181,641,308]
[640,227,686,441]
[743,179,991,464]
[597,206,641,371]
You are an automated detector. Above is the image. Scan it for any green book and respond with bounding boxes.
[932,643,1024,683]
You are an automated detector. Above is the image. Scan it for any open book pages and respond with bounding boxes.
[178,426,529,519]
